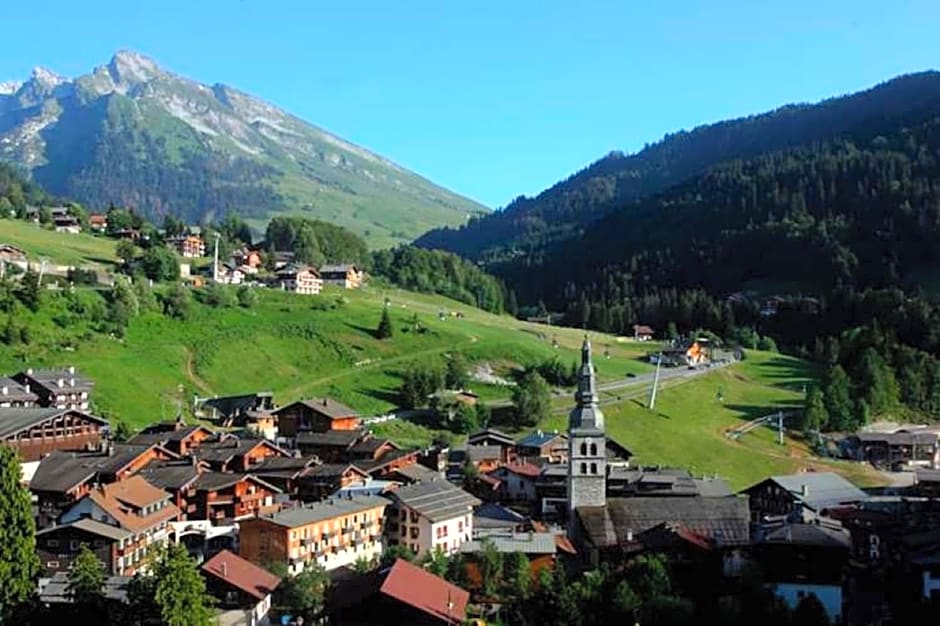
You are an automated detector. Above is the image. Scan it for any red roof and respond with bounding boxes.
[380,559,469,624]
[201,550,281,601]
[501,461,540,478]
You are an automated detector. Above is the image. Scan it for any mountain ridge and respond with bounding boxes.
[0,50,488,247]
[415,71,940,260]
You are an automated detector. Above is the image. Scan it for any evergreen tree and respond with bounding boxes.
[236,285,257,308]
[511,370,552,428]
[823,365,854,430]
[858,348,899,414]
[478,538,504,597]
[67,544,105,605]
[801,386,829,434]
[380,545,416,568]
[376,305,394,340]
[445,352,469,390]
[153,544,215,626]
[0,447,39,621]
[16,269,41,312]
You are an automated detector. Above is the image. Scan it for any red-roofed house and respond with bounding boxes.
[488,461,540,503]
[201,550,281,626]
[329,558,469,625]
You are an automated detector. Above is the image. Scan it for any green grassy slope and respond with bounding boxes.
[0,262,884,488]
[0,220,118,269]
[541,350,883,489]
[0,283,654,428]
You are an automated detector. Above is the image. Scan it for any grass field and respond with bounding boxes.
[1,220,118,268]
[540,350,884,489]
[0,281,655,429]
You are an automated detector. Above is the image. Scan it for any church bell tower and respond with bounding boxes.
[567,336,607,518]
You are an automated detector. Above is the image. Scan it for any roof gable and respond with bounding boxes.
[0,407,107,439]
[202,550,280,600]
[390,480,481,522]
[380,559,469,623]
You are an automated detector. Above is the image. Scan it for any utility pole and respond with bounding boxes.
[37,257,47,286]
[648,351,663,409]
[778,411,784,445]
[213,232,221,283]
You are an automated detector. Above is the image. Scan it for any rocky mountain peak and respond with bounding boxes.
[29,66,66,89]
[0,81,22,95]
[108,50,163,85]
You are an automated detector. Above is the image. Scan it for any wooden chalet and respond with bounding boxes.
[0,407,108,462]
[190,472,282,523]
[741,472,869,521]
[295,463,371,502]
[319,263,365,289]
[30,444,179,527]
[128,422,215,456]
[251,455,321,495]
[201,550,281,625]
[194,436,291,472]
[138,459,204,520]
[516,430,567,462]
[0,376,39,407]
[275,398,361,437]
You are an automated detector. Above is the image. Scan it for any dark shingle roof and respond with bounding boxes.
[350,438,397,454]
[296,430,363,447]
[40,572,131,604]
[750,472,869,511]
[139,461,201,491]
[389,481,480,523]
[279,398,358,419]
[29,444,164,493]
[0,377,38,402]
[467,445,502,462]
[36,518,133,542]
[473,502,527,529]
[300,464,365,481]
[0,408,107,439]
[761,521,852,549]
[578,496,751,548]
[467,428,515,447]
[391,464,444,484]
[19,368,94,393]
[517,431,565,448]
[253,456,317,472]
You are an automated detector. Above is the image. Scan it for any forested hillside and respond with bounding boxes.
[416,71,940,261]
[498,115,940,427]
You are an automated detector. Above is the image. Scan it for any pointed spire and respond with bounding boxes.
[569,335,604,430]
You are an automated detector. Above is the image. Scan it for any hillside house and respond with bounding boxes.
[0,407,108,462]
[326,558,469,626]
[849,429,940,469]
[753,516,853,624]
[0,377,39,407]
[128,423,215,456]
[57,475,180,576]
[53,214,82,234]
[467,428,516,449]
[386,480,480,557]
[198,391,275,426]
[250,455,321,495]
[0,243,28,263]
[201,550,281,626]
[139,459,204,520]
[276,398,361,437]
[320,263,365,289]
[516,430,567,462]
[36,518,135,578]
[194,436,291,472]
[190,472,281,523]
[168,234,206,258]
[742,472,869,521]
[233,248,263,270]
[88,213,108,232]
[239,495,388,574]
[488,461,541,503]
[276,264,323,295]
[295,463,371,502]
[30,444,179,527]
[14,366,94,410]
[633,324,655,341]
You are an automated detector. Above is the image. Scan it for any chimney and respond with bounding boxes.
[24,384,29,393]
[26,368,33,375]
[68,366,75,375]
[69,378,75,387]
[57,379,64,388]
[1,386,6,395]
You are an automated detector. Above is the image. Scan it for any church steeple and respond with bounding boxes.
[566,335,607,519]
[569,336,604,431]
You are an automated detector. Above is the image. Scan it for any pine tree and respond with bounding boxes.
[0,447,39,621]
[376,305,394,340]
[153,544,215,626]
[16,269,41,312]
[801,386,829,434]
[67,544,105,607]
[823,365,853,431]
[503,551,531,599]
[511,371,551,428]
[445,352,469,390]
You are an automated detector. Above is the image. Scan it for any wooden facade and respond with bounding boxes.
[2,409,107,462]
[275,399,361,438]
[36,524,120,577]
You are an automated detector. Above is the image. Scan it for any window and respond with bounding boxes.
[590,463,597,474]
[47,539,59,548]
[580,442,587,455]
[458,521,464,533]
[580,462,587,474]
[69,540,80,550]
[589,443,597,456]
[47,561,59,569]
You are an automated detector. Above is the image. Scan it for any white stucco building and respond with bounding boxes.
[387,479,480,557]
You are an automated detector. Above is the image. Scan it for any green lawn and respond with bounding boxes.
[1,220,118,269]
[541,350,883,489]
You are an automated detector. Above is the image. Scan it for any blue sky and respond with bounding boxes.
[1,1,939,208]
